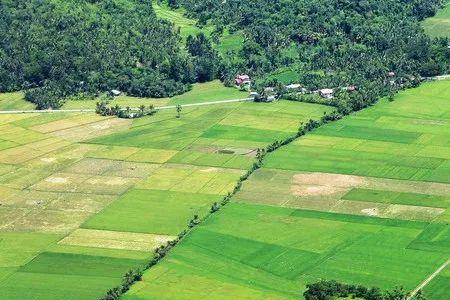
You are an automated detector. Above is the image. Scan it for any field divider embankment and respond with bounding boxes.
[98,106,344,299]
[407,258,450,299]
[0,97,254,114]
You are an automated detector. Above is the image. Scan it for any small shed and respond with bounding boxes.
[111,89,122,97]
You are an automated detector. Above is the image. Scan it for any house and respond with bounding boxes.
[235,74,251,89]
[111,89,122,97]
[319,88,334,99]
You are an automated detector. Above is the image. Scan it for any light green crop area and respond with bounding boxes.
[123,80,450,300]
[422,4,450,38]
[0,92,331,299]
[0,92,35,110]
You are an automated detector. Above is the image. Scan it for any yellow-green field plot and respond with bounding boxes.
[0,92,35,110]
[122,80,450,300]
[0,97,331,299]
[59,229,175,252]
[422,3,450,38]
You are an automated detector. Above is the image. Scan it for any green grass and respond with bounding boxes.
[342,188,450,208]
[0,92,35,110]
[62,80,248,109]
[82,189,222,235]
[123,203,447,300]
[1,252,145,300]
[265,80,450,183]
[19,252,145,278]
[422,4,450,38]
[268,69,300,84]
[122,80,450,300]
[167,80,248,105]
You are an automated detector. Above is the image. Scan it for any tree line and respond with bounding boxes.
[304,280,427,300]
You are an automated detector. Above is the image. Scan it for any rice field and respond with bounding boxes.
[123,80,450,300]
[0,97,331,299]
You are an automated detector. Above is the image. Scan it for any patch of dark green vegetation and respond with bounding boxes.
[95,101,157,119]
[174,0,450,112]
[0,0,198,109]
[304,280,427,300]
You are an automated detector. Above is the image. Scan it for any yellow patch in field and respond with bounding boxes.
[31,114,106,133]
[24,137,71,152]
[59,229,175,251]
[50,118,132,142]
[292,172,368,188]
[0,113,35,124]
[0,145,44,164]
[382,204,444,222]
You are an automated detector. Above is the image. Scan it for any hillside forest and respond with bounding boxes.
[0,0,449,110]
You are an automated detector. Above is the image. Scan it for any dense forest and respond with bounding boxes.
[0,0,197,109]
[0,0,449,110]
[175,0,450,111]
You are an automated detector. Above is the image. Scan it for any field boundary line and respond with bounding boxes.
[0,97,254,114]
[407,258,450,299]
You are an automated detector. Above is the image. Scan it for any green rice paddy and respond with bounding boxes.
[122,80,450,299]
[0,89,331,299]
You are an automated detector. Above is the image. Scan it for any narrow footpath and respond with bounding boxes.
[0,97,253,114]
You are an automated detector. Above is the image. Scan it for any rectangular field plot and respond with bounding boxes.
[264,81,450,184]
[30,114,106,133]
[82,189,222,235]
[19,251,145,279]
[342,188,450,208]
[65,158,159,178]
[59,228,175,252]
[236,169,450,222]
[90,106,238,150]
[30,172,138,195]
[86,145,178,164]
[0,190,115,233]
[123,203,447,300]
[0,252,147,300]
[50,117,132,142]
[136,164,244,195]
[216,101,331,132]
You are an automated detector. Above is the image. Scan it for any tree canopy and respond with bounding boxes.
[0,0,196,108]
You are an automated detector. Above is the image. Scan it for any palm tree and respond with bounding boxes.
[176,104,182,118]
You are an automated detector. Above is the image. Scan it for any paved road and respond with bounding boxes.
[408,259,450,299]
[0,97,254,115]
